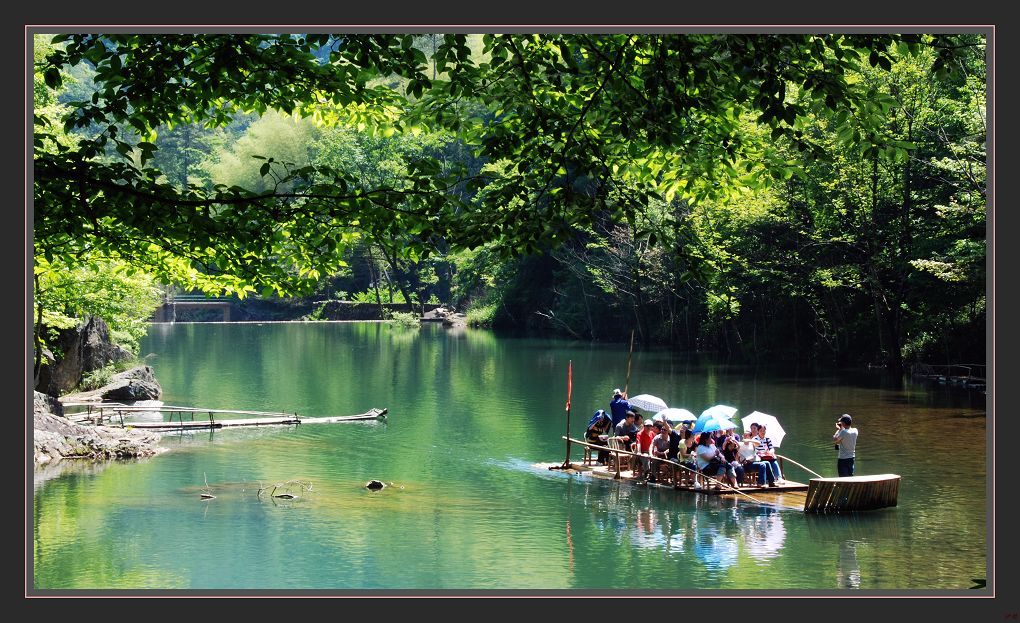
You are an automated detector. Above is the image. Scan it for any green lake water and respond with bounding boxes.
[32,322,988,591]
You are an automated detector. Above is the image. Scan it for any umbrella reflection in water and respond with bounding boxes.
[743,508,787,562]
[693,526,739,570]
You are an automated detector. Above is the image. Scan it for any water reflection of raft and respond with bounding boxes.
[550,437,900,512]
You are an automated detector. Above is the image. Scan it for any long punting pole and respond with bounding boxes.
[776,453,824,479]
[624,329,635,395]
[562,360,573,467]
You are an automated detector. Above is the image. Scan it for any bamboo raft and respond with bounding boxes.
[550,437,899,512]
[549,437,810,497]
[62,403,387,430]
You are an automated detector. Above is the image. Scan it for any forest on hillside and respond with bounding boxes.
[32,32,986,383]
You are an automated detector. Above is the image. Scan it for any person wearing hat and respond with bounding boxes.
[833,414,859,477]
[609,388,632,429]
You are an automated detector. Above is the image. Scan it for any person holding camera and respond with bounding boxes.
[833,414,859,477]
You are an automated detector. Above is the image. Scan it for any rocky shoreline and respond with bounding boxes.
[33,365,166,465]
[33,405,165,464]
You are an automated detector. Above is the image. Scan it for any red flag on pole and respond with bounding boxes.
[566,360,573,411]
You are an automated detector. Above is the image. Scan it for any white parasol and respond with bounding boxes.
[740,411,787,448]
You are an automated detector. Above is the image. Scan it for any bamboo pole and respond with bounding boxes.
[776,453,824,479]
[563,360,573,467]
[552,361,574,470]
[624,329,635,395]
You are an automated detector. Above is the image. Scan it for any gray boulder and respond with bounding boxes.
[60,365,163,403]
[42,316,133,396]
[34,391,63,418]
[100,366,162,401]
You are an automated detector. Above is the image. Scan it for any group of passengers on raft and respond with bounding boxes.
[584,389,785,489]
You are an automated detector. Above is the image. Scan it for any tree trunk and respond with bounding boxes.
[33,273,44,389]
[366,248,385,318]
[375,244,415,314]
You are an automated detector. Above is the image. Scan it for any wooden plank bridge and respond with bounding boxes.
[910,363,986,389]
[61,402,387,430]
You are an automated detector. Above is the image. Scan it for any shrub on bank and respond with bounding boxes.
[388,311,421,329]
[466,303,497,327]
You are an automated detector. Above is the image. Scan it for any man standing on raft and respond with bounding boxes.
[833,414,859,477]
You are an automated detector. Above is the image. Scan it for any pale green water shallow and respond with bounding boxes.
[32,322,987,591]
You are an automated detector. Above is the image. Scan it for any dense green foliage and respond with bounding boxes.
[32,32,986,373]
[466,38,985,369]
[33,256,163,356]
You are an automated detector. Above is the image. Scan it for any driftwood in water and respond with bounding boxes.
[257,480,314,500]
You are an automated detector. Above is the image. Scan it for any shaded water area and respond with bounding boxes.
[32,322,987,591]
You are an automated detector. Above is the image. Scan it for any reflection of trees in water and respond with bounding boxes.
[34,458,119,490]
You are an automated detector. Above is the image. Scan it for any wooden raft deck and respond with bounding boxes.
[803,474,901,512]
[543,438,899,512]
[544,436,810,502]
[546,461,810,496]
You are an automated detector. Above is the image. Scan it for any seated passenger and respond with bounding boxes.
[738,432,758,463]
[663,421,683,461]
[749,423,782,487]
[649,423,672,483]
[738,432,760,483]
[584,409,613,465]
[614,411,639,445]
[720,436,746,486]
[634,419,658,478]
[694,432,737,490]
[612,411,640,470]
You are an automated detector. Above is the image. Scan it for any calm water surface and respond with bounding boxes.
[32,322,987,591]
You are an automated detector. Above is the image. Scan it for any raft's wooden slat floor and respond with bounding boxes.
[537,462,810,495]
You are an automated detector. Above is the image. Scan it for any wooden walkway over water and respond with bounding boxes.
[910,363,986,389]
[62,402,387,430]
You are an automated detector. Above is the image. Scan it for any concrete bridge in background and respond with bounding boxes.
[152,295,444,323]
[153,295,233,322]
